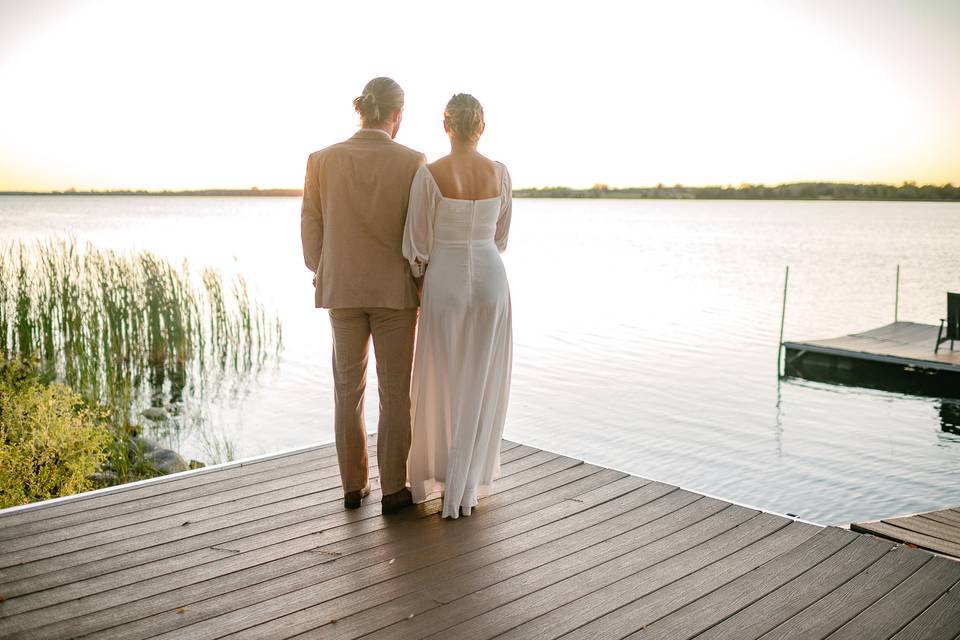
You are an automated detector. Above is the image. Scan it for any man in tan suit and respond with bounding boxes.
[301,77,426,514]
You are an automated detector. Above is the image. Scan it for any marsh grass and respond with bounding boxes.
[197,422,240,466]
[0,237,281,475]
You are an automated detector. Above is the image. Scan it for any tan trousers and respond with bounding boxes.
[328,307,418,496]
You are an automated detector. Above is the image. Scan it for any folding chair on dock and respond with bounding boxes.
[935,291,960,353]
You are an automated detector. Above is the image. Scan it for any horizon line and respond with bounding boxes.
[1,178,958,196]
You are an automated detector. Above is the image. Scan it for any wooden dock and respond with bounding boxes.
[853,507,960,561]
[2,438,960,639]
[783,321,960,398]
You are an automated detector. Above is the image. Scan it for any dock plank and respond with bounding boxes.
[852,517,960,559]
[782,322,960,397]
[0,447,346,543]
[557,524,840,640]
[883,515,960,543]
[141,478,661,640]
[683,534,893,640]
[0,443,542,624]
[88,468,628,640]
[0,459,381,581]
[889,582,960,640]
[784,322,960,371]
[0,440,341,528]
[0,443,534,586]
[480,515,806,640]
[6,461,611,638]
[756,546,930,640]
[0,459,348,553]
[2,438,958,640]
[921,510,960,527]
[0,439,520,536]
[283,487,702,640]
[827,556,960,640]
[371,506,776,640]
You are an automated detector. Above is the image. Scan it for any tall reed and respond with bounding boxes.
[0,238,281,442]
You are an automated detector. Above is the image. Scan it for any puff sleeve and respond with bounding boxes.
[403,165,437,278]
[495,163,512,253]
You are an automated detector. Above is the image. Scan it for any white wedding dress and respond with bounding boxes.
[402,162,513,519]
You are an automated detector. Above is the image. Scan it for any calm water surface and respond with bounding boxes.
[2,195,958,525]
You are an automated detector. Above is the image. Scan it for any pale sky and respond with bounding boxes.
[0,0,958,191]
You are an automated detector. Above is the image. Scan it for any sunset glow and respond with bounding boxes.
[1,0,958,191]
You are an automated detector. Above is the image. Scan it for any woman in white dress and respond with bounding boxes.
[402,93,513,519]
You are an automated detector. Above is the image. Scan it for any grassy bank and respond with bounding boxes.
[0,238,282,506]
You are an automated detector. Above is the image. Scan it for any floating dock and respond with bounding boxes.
[783,321,960,398]
[2,438,960,639]
[853,507,960,561]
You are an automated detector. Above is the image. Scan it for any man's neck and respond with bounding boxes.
[360,124,394,138]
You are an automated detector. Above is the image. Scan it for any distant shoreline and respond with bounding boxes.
[513,182,960,202]
[1,181,958,201]
[0,188,303,197]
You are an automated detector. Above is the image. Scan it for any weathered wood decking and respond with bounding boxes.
[783,322,960,397]
[1,439,959,639]
[784,322,960,371]
[853,507,960,561]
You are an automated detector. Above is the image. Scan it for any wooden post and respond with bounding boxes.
[894,264,900,323]
[778,265,789,376]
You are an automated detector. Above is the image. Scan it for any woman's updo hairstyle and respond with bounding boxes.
[444,93,484,142]
[353,77,404,126]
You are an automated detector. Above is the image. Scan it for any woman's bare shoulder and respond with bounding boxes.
[429,153,498,170]
[473,153,500,170]
[426,156,451,180]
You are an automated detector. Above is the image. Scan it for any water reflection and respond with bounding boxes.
[3,195,960,525]
[941,400,960,436]
[782,357,960,400]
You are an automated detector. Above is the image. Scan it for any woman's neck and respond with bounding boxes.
[449,139,478,156]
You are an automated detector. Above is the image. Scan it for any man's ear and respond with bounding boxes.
[391,109,403,138]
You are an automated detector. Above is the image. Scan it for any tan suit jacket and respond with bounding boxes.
[301,130,426,309]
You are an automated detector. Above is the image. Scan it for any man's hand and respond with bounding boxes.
[312,274,317,287]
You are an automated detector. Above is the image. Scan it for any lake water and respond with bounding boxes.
[1,195,958,525]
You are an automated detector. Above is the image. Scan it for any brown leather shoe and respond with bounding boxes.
[381,487,413,515]
[344,486,370,510]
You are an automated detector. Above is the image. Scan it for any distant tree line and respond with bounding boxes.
[513,182,960,201]
[0,188,302,197]
[4,182,958,201]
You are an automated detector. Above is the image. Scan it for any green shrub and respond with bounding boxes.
[0,361,112,508]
